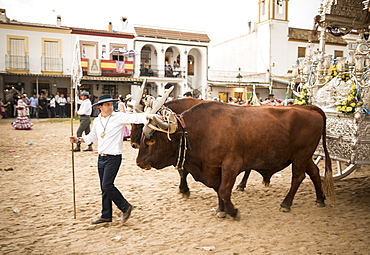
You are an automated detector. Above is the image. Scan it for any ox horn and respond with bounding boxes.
[143,86,174,138]
[134,78,146,113]
[152,116,169,130]
[150,86,174,114]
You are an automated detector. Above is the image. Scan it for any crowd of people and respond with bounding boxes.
[222,94,291,106]
[0,91,105,121]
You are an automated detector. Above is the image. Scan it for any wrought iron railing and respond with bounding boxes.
[41,57,63,72]
[139,64,185,78]
[5,55,29,70]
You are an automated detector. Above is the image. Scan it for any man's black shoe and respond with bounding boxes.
[122,204,133,223]
[92,217,112,224]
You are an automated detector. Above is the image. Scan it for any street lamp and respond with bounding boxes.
[236,68,243,101]
[236,70,242,85]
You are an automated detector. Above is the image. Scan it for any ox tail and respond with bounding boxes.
[307,105,334,201]
[317,108,334,201]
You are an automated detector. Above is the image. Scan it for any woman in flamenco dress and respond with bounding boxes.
[12,95,33,130]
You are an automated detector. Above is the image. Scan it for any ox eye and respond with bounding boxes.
[146,139,155,146]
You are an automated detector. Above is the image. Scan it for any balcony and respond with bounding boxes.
[139,64,185,78]
[5,55,29,70]
[41,57,63,72]
[81,59,134,77]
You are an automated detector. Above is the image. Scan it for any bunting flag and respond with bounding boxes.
[71,37,82,88]
[116,61,125,73]
[87,59,102,76]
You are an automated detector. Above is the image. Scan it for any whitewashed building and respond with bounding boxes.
[132,25,209,98]
[0,9,210,112]
[208,0,348,102]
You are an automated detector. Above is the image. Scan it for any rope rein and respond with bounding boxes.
[173,115,191,170]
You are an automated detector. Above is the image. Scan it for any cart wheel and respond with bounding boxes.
[314,156,358,181]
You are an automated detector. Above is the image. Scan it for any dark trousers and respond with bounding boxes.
[30,107,37,118]
[59,105,65,118]
[77,115,91,137]
[97,154,129,219]
[50,107,55,118]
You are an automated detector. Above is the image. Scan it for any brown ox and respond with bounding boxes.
[136,102,333,219]
[131,98,253,197]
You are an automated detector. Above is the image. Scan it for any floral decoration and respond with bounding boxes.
[294,85,311,105]
[328,63,350,82]
[336,84,362,114]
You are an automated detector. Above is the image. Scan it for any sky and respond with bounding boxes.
[0,0,323,45]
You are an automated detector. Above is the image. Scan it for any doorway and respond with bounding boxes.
[218,92,228,102]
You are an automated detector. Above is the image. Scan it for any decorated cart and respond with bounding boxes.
[290,0,370,180]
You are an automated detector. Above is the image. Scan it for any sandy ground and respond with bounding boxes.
[0,118,369,255]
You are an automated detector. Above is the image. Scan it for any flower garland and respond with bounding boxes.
[328,63,350,82]
[294,85,311,105]
[336,84,362,114]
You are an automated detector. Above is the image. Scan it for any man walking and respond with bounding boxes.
[74,91,92,152]
[69,94,156,224]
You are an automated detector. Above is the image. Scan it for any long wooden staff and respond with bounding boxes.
[70,86,76,219]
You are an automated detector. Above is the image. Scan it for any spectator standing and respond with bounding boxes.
[49,94,56,118]
[54,92,60,117]
[38,94,48,118]
[58,94,67,118]
[29,94,38,118]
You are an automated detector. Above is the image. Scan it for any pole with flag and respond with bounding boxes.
[70,36,82,219]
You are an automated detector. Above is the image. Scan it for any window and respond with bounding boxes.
[298,47,306,58]
[188,55,194,76]
[110,43,127,61]
[83,45,96,59]
[6,36,28,70]
[81,41,98,59]
[141,45,152,65]
[42,39,62,72]
[334,50,343,58]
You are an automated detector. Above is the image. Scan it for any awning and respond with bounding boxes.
[208,80,270,88]
[82,76,143,82]
[1,72,70,78]
[109,49,140,57]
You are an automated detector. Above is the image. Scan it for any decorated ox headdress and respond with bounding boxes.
[134,83,177,139]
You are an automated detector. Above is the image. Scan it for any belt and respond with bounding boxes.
[79,114,90,116]
[99,153,121,157]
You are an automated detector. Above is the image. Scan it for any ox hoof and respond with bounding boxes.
[279,206,291,213]
[236,186,245,191]
[316,201,326,208]
[181,191,190,199]
[232,210,241,221]
[216,211,227,218]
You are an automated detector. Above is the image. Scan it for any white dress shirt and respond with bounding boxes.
[82,111,148,155]
[76,98,92,115]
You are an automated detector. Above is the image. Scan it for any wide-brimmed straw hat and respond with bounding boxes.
[93,94,119,106]
[125,94,132,100]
